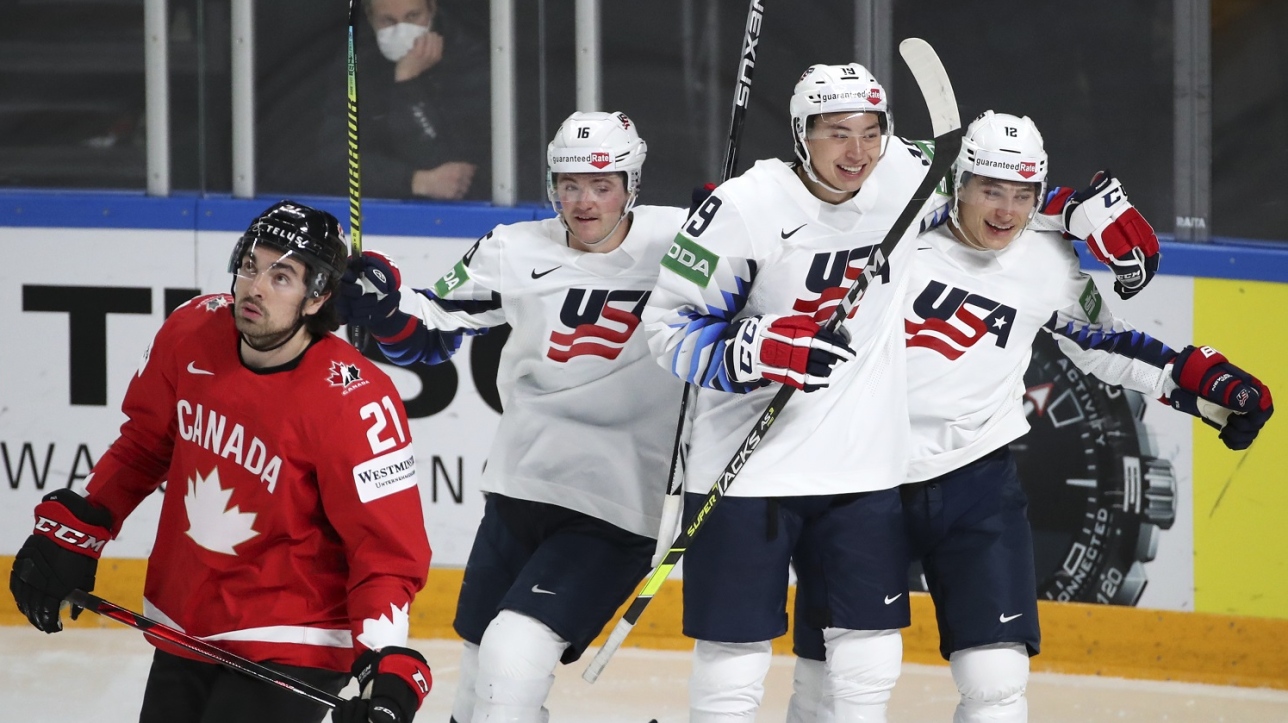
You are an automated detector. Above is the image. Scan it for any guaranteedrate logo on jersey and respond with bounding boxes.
[794,246,889,322]
[546,288,651,362]
[904,281,1017,360]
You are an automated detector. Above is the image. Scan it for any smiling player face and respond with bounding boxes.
[803,111,885,199]
[952,175,1039,251]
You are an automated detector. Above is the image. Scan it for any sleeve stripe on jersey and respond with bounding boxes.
[1046,314,1176,368]
[415,289,502,316]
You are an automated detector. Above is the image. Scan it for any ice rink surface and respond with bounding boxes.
[4,627,1288,722]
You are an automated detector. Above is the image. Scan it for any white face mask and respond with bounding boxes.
[376,22,430,62]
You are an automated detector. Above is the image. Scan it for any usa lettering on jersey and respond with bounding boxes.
[547,288,651,362]
[793,245,890,322]
[905,280,1017,360]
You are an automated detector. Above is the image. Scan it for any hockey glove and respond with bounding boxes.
[9,489,114,633]
[726,314,856,392]
[337,251,416,340]
[333,646,432,723]
[1049,170,1160,299]
[1168,345,1274,450]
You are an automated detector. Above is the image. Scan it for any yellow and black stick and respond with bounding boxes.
[345,0,368,350]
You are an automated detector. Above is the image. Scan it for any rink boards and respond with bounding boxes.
[1,192,1286,688]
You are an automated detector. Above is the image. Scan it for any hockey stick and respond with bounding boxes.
[66,589,344,709]
[583,37,961,683]
[344,0,369,351]
[654,0,768,578]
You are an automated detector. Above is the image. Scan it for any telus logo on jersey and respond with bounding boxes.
[794,245,890,321]
[905,281,1017,360]
[176,400,283,492]
[546,288,650,362]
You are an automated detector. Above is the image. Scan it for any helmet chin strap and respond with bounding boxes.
[797,136,889,198]
[240,316,308,353]
[230,275,313,355]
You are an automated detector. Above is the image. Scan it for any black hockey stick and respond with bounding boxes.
[66,589,344,709]
[583,37,962,683]
[344,0,369,351]
[653,0,767,609]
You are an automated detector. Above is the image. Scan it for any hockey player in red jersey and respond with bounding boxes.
[9,201,433,723]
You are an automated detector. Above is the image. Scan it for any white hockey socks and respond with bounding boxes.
[786,656,834,723]
[450,642,480,723]
[825,628,903,723]
[949,643,1029,723]
[689,639,774,722]
[472,610,568,723]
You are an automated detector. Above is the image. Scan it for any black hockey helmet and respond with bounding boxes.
[228,200,348,298]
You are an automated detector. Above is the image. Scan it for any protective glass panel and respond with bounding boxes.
[256,0,492,202]
[0,2,148,189]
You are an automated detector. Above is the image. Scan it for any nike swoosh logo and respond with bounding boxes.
[999,613,1023,623]
[884,594,903,605]
[780,224,807,239]
[531,266,562,279]
[186,361,214,376]
[531,585,556,595]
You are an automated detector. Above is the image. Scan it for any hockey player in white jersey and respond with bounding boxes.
[338,111,687,723]
[643,63,949,722]
[787,111,1275,723]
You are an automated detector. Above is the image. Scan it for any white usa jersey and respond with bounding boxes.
[645,143,940,498]
[397,205,688,537]
[905,224,1180,482]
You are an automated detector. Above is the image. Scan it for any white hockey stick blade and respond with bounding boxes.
[583,617,634,683]
[899,38,960,137]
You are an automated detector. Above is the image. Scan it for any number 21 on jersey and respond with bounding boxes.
[360,395,408,454]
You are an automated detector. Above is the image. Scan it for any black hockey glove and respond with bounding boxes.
[337,251,415,340]
[333,646,432,723]
[10,489,114,633]
[1168,345,1274,450]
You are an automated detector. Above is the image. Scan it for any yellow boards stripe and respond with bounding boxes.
[1191,277,1288,619]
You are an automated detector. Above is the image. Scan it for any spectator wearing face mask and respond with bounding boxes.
[294,0,490,201]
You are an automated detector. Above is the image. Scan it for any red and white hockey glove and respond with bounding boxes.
[333,646,432,723]
[1167,345,1274,450]
[9,489,114,633]
[726,314,856,392]
[1046,170,1160,299]
[337,251,416,341]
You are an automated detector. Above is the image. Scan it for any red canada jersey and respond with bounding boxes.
[85,294,430,672]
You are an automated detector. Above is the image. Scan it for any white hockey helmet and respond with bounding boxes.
[951,111,1048,226]
[546,111,647,209]
[790,63,892,192]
